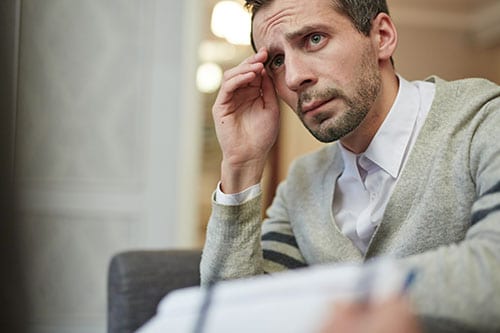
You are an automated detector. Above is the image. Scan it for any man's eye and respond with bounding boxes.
[270,55,284,70]
[309,33,323,45]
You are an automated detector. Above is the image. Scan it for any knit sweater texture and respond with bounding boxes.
[201,77,500,331]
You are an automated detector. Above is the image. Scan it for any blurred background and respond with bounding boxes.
[0,0,499,332]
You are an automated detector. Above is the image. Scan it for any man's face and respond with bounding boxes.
[252,0,382,142]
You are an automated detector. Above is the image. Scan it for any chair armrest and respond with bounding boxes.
[107,249,201,333]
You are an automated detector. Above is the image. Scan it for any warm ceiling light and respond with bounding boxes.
[196,62,223,93]
[211,1,251,45]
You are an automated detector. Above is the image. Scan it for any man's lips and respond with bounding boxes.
[300,98,335,114]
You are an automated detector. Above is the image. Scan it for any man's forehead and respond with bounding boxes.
[251,0,337,49]
[252,1,306,49]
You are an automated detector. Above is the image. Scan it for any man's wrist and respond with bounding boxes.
[220,159,266,194]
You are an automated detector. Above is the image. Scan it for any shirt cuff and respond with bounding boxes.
[215,181,261,206]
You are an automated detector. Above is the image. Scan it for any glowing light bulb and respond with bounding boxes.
[196,62,223,93]
[211,1,251,45]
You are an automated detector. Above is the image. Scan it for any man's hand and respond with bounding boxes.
[320,296,422,333]
[213,48,280,194]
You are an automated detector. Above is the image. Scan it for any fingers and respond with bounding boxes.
[215,48,270,107]
[243,47,268,65]
[320,297,422,333]
[221,62,263,90]
[260,68,277,107]
[223,48,267,83]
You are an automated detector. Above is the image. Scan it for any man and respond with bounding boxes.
[201,0,500,330]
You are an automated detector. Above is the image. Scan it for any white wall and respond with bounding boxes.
[14,0,202,332]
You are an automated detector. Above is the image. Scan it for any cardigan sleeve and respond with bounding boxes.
[200,182,307,286]
[399,96,500,332]
[200,193,265,285]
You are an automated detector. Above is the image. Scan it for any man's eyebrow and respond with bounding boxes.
[285,24,328,41]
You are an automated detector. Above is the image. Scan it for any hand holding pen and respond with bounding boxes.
[319,269,421,333]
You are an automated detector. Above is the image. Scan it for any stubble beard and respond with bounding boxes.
[297,49,381,143]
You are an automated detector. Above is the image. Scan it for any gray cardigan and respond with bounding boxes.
[201,77,500,331]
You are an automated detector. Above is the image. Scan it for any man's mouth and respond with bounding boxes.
[300,98,335,114]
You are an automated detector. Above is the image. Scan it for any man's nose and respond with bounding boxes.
[285,54,316,92]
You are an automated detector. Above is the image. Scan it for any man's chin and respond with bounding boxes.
[306,125,342,143]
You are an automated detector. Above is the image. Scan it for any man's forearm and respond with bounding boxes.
[200,194,265,285]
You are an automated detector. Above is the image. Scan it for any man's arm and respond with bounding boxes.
[200,193,265,285]
[200,181,307,285]
[201,48,298,285]
[400,97,500,332]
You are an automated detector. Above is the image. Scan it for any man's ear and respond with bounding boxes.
[371,13,398,62]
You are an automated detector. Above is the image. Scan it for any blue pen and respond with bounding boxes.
[402,269,417,293]
[355,264,417,303]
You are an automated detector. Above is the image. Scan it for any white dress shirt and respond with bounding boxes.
[216,75,436,254]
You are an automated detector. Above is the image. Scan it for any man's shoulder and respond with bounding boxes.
[427,76,500,102]
[423,76,500,123]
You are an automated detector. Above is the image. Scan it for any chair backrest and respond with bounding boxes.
[107,249,201,333]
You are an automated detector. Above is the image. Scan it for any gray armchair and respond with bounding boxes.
[107,249,202,333]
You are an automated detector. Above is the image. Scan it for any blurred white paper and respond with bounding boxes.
[137,259,413,333]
